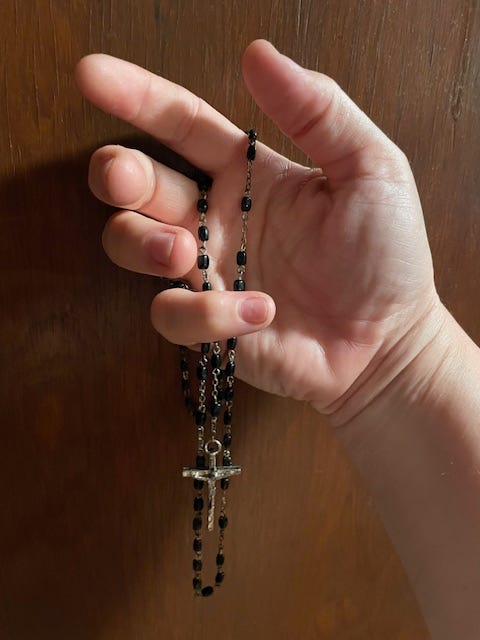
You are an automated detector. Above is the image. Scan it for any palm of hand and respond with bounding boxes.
[207,152,435,409]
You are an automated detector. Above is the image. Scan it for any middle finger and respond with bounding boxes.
[89,144,199,226]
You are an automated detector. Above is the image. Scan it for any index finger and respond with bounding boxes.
[75,54,244,175]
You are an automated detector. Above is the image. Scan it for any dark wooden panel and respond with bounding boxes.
[1,1,478,638]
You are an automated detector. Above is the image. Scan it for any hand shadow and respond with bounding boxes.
[0,135,210,639]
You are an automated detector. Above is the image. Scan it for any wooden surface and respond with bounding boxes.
[1,1,479,638]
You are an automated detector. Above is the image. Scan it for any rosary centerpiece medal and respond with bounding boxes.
[174,129,257,597]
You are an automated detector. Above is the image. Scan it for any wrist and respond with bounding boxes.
[323,294,452,430]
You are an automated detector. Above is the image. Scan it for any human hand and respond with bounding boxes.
[75,39,444,418]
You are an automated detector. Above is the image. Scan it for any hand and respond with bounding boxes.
[75,39,442,415]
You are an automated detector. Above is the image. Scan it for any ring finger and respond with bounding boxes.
[102,209,197,279]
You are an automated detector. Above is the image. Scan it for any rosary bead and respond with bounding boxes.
[224,387,234,401]
[184,397,194,411]
[193,538,202,552]
[197,254,209,270]
[227,337,237,350]
[223,432,232,447]
[219,515,228,529]
[223,455,232,467]
[181,379,189,392]
[202,281,212,291]
[196,364,208,380]
[193,558,203,571]
[193,516,203,531]
[197,175,213,192]
[221,478,230,490]
[236,250,247,266]
[216,552,225,566]
[211,353,222,368]
[225,361,235,376]
[210,400,222,417]
[223,410,232,425]
[247,128,257,142]
[193,479,203,490]
[197,198,208,213]
[233,279,245,291]
[180,358,188,372]
[195,410,206,426]
[201,586,214,597]
[247,144,256,161]
[217,387,225,401]
[198,225,209,241]
[194,496,204,511]
[241,196,252,212]
[215,571,225,585]
[201,342,210,354]
[193,577,202,591]
[169,279,188,289]
[196,454,206,468]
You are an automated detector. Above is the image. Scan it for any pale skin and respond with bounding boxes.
[75,40,480,638]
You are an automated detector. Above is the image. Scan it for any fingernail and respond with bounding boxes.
[238,296,269,324]
[147,232,175,266]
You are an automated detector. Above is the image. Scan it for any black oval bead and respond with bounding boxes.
[223,410,232,425]
[196,455,206,468]
[227,337,237,350]
[201,342,210,354]
[193,479,203,490]
[215,571,225,584]
[197,254,209,270]
[224,387,234,401]
[180,358,188,371]
[193,538,202,552]
[219,515,228,529]
[193,558,203,571]
[247,144,256,161]
[194,497,204,511]
[233,279,245,291]
[202,281,212,291]
[197,175,212,192]
[184,397,194,411]
[201,586,214,597]
[198,225,209,241]
[216,552,225,566]
[211,353,222,368]
[236,250,247,266]
[241,196,252,211]
[195,410,206,426]
[193,577,202,590]
[223,455,232,467]
[193,516,202,531]
[181,378,189,391]
[196,365,208,380]
[217,387,225,401]
[210,401,222,417]
[197,198,208,213]
[221,478,230,490]
[246,128,257,142]
[225,361,235,376]
[223,432,232,447]
[169,279,189,289]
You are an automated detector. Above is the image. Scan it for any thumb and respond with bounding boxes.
[242,40,404,185]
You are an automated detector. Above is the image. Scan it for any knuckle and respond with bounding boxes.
[171,92,202,146]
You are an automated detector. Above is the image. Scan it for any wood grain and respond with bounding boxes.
[1,1,478,638]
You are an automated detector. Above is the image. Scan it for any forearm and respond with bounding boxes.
[330,305,480,639]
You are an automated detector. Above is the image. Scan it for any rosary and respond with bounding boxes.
[170,129,257,597]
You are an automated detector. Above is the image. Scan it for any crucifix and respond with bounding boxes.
[183,439,241,531]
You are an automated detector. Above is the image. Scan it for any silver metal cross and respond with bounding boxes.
[183,439,241,531]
